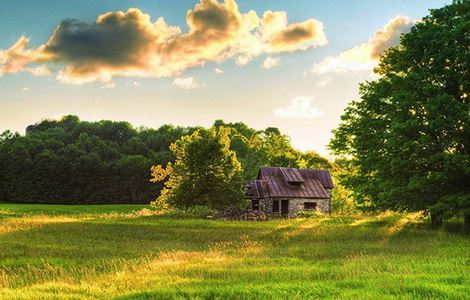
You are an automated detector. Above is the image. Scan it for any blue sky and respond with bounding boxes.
[0,0,449,155]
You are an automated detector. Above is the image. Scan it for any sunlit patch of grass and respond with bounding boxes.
[0,214,83,236]
[0,204,469,299]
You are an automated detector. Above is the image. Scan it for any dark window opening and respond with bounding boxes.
[252,200,259,210]
[304,202,317,210]
[281,200,289,215]
[289,182,303,187]
[273,200,279,213]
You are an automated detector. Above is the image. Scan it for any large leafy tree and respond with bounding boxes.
[330,1,470,228]
[150,127,245,210]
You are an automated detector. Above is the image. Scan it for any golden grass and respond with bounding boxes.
[0,204,469,299]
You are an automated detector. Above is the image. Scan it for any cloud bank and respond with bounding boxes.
[311,16,414,74]
[274,96,323,119]
[0,0,327,84]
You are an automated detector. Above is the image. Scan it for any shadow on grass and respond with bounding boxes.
[0,215,275,288]
[1,212,469,297]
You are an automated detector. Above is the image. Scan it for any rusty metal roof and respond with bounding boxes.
[280,167,305,183]
[257,166,333,199]
[303,169,334,189]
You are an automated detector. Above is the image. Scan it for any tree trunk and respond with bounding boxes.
[430,212,443,228]
[464,213,470,233]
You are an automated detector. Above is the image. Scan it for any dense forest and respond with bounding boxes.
[0,116,332,204]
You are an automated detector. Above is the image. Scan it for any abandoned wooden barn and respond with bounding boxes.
[246,166,334,216]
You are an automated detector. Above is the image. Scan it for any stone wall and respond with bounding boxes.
[257,197,331,216]
[288,198,331,216]
[261,198,272,212]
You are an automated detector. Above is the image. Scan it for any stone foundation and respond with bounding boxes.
[257,197,331,216]
[288,198,330,215]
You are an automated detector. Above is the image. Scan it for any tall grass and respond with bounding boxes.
[0,204,469,299]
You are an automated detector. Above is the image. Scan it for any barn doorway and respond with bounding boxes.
[251,200,259,210]
[281,200,289,215]
[272,200,280,213]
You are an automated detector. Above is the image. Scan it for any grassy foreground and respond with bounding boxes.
[0,204,469,299]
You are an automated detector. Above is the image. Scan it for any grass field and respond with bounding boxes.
[0,203,469,299]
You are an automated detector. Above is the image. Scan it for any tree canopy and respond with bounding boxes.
[329,1,470,225]
[150,127,245,210]
[0,116,334,205]
[0,116,198,203]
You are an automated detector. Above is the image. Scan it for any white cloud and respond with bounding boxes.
[316,76,332,88]
[133,81,142,86]
[262,56,280,69]
[235,55,252,66]
[173,76,199,89]
[274,96,323,119]
[311,16,415,75]
[22,87,29,91]
[27,65,51,76]
[214,68,223,74]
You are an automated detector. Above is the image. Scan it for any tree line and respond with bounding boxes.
[0,116,332,204]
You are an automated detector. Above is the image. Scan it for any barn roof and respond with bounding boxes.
[280,167,305,183]
[256,166,333,199]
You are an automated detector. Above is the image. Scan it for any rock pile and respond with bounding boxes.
[211,207,268,221]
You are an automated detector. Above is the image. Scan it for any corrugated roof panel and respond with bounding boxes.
[280,167,305,183]
[311,170,334,188]
[258,166,331,199]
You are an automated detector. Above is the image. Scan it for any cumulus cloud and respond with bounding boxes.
[262,56,280,69]
[0,0,327,84]
[311,16,414,74]
[274,96,323,119]
[0,36,39,76]
[260,11,327,53]
[173,76,199,89]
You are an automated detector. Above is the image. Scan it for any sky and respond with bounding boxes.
[0,0,450,156]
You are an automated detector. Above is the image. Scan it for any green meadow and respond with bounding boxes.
[0,203,469,299]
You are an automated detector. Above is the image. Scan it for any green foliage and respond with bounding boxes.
[0,116,198,204]
[1,205,469,299]
[297,151,332,170]
[330,1,470,220]
[151,127,245,210]
[330,159,358,213]
[0,116,336,205]
[215,120,322,180]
